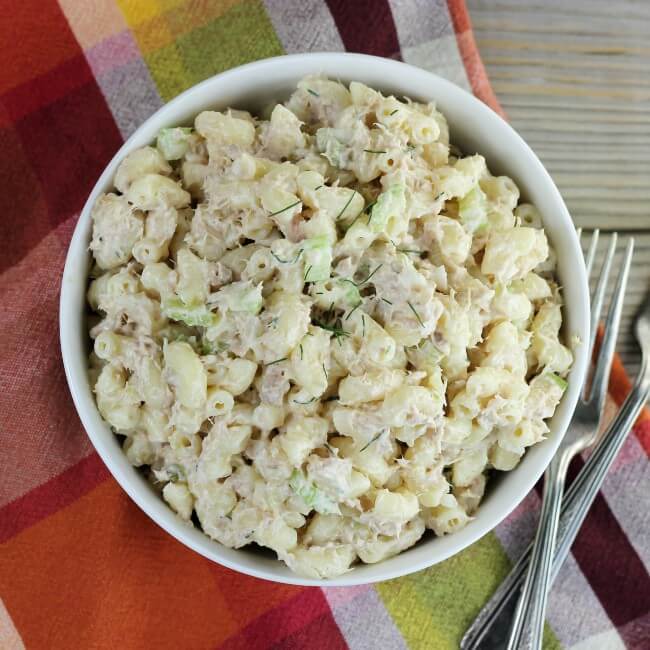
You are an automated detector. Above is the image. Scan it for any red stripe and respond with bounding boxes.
[635,419,650,457]
[0,453,109,542]
[325,0,401,59]
[564,456,650,628]
[218,588,344,650]
[0,53,93,124]
[270,611,348,650]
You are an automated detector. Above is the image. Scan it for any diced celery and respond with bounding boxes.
[303,236,333,283]
[163,298,219,327]
[406,338,445,373]
[168,332,225,355]
[316,128,347,167]
[218,282,263,314]
[338,278,361,306]
[289,469,340,515]
[547,372,568,391]
[368,185,406,233]
[458,186,488,234]
[157,127,193,160]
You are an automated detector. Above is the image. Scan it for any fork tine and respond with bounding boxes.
[584,229,600,279]
[588,237,634,408]
[588,232,616,356]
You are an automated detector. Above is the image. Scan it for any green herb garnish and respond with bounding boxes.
[360,431,384,452]
[407,301,425,328]
[293,396,317,405]
[356,264,383,286]
[307,88,319,97]
[314,320,351,339]
[271,249,303,264]
[363,149,387,154]
[265,357,287,367]
[304,264,313,282]
[345,301,363,321]
[299,343,304,360]
[335,189,357,221]
[268,200,301,218]
[390,239,422,256]
[389,109,399,116]
[381,297,393,305]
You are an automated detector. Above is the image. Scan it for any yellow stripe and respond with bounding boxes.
[376,533,562,649]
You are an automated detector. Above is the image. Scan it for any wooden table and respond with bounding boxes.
[467,0,650,377]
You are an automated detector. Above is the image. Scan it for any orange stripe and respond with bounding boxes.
[446,0,505,117]
[207,564,306,629]
[0,480,239,648]
[594,327,650,441]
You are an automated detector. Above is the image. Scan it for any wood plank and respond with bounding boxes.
[466,0,650,376]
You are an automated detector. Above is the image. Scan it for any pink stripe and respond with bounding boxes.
[0,453,109,543]
[85,29,141,77]
[618,612,650,650]
[321,584,372,607]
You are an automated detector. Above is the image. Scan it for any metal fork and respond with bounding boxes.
[460,231,635,649]
[462,294,650,650]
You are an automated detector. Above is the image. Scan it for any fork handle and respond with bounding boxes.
[460,381,650,650]
[506,454,569,650]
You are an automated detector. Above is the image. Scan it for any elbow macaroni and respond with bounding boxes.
[87,77,573,579]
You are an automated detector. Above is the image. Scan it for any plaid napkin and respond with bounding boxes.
[1,1,648,648]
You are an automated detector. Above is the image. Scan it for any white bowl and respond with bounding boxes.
[60,52,590,586]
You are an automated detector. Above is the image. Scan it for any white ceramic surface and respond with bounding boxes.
[60,52,590,586]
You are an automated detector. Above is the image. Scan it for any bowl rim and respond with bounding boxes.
[60,51,590,586]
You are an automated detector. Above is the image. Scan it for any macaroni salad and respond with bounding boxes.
[87,77,573,578]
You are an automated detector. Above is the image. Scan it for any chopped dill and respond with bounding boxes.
[322,362,328,381]
[335,189,357,221]
[407,301,425,328]
[362,314,366,337]
[271,249,303,264]
[268,200,301,218]
[265,357,287,367]
[307,88,319,97]
[314,320,351,339]
[293,396,316,405]
[357,263,383,286]
[363,149,387,154]
[381,297,393,305]
[390,238,422,256]
[360,431,384,452]
[304,264,313,282]
[389,109,399,116]
[345,301,363,321]
[299,343,304,360]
